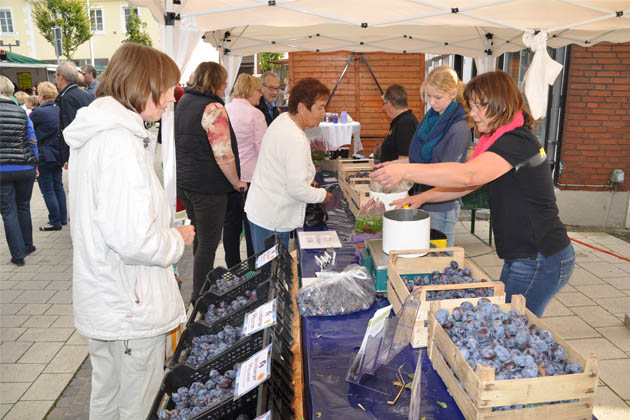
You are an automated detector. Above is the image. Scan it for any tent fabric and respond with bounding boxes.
[2,51,47,64]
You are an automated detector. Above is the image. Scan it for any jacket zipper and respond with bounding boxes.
[134,266,142,304]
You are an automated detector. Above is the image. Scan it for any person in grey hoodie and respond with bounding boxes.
[63,43,195,420]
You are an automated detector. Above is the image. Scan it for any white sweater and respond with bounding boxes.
[245,112,327,231]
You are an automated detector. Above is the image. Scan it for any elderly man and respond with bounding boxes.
[80,65,99,97]
[54,62,93,166]
[380,84,419,162]
[255,71,281,126]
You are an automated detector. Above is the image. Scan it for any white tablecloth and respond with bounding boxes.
[306,121,362,153]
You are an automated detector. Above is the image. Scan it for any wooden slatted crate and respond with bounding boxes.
[387,247,505,348]
[426,295,599,420]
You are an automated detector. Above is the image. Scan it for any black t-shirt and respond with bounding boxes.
[380,110,418,162]
[486,126,570,260]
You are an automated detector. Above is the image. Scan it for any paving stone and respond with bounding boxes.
[574,250,604,263]
[567,338,627,360]
[11,289,56,304]
[0,383,30,403]
[597,326,630,351]
[3,400,55,420]
[0,328,25,341]
[0,290,23,303]
[614,262,630,274]
[21,373,73,400]
[557,283,577,293]
[599,359,630,399]
[44,345,88,374]
[471,252,504,267]
[18,342,63,364]
[33,271,72,282]
[46,406,66,419]
[478,265,502,280]
[575,284,624,299]
[47,290,73,304]
[541,297,573,317]
[0,280,18,289]
[593,386,630,420]
[603,277,630,290]
[51,315,74,328]
[0,404,11,418]
[0,363,45,382]
[11,280,51,290]
[66,330,88,345]
[16,303,52,315]
[18,327,74,342]
[21,315,58,328]
[571,305,623,328]
[0,315,28,328]
[594,297,630,314]
[580,261,629,278]
[569,266,606,286]
[36,264,71,273]
[45,280,72,290]
[0,342,32,363]
[0,264,17,272]
[7,270,38,280]
[555,292,596,307]
[45,304,73,315]
[541,316,601,339]
[0,303,24,315]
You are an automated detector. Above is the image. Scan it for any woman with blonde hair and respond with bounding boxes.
[223,73,267,266]
[383,66,472,247]
[175,61,247,304]
[62,43,195,419]
[30,81,67,231]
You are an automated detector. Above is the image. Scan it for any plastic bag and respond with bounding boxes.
[369,177,413,194]
[354,198,385,234]
[296,265,375,316]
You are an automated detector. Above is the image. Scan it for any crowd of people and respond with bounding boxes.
[0,42,575,418]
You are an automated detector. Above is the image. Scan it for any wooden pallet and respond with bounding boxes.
[426,295,599,420]
[387,247,504,348]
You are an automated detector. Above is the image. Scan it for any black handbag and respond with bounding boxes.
[304,202,328,227]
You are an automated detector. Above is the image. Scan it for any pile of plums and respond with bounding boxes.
[203,290,257,324]
[185,325,242,366]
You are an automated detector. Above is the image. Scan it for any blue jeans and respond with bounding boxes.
[38,163,67,226]
[428,201,460,248]
[500,244,575,317]
[0,169,36,261]
[249,221,290,254]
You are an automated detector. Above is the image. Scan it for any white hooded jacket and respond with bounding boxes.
[64,96,186,340]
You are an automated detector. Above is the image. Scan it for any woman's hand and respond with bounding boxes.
[391,194,424,210]
[370,163,408,189]
[233,180,248,192]
[176,225,195,246]
[322,190,333,204]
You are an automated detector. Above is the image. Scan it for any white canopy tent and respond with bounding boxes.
[128,0,630,214]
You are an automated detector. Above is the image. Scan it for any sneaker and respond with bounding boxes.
[11,258,25,266]
[39,224,62,231]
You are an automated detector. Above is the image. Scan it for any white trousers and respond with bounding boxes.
[88,335,165,420]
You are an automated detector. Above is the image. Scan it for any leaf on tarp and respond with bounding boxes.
[420,417,426,420]
[392,381,404,387]
[316,412,322,418]
[436,401,448,408]
[407,373,415,379]
[404,382,413,389]
[315,373,324,377]
[315,334,322,338]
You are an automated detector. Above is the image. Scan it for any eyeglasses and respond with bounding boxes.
[382,100,389,108]
[469,103,487,112]
[263,84,281,92]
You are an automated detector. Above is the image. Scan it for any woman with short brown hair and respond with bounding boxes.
[62,42,195,419]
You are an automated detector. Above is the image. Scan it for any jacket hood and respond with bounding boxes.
[63,96,149,149]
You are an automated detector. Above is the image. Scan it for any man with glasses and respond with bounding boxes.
[380,84,418,162]
[256,71,281,126]
[80,65,99,97]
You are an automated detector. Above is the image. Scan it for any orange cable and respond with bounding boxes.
[569,237,630,262]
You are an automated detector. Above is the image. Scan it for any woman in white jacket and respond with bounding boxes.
[63,43,195,420]
[245,77,332,252]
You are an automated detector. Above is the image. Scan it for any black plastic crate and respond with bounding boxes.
[148,332,295,420]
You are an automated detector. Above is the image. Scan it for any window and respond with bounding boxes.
[0,9,14,34]
[122,6,139,33]
[90,7,104,34]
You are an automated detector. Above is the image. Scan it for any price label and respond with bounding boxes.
[234,344,272,399]
[255,244,278,269]
[254,411,271,420]
[242,299,277,336]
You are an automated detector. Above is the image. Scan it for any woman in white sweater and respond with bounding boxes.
[245,77,332,252]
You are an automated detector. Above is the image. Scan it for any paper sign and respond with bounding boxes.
[323,177,336,182]
[17,72,32,90]
[256,244,278,269]
[357,305,392,354]
[254,412,271,420]
[234,344,272,399]
[242,299,276,336]
[297,230,342,249]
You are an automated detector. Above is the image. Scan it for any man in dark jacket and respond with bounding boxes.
[255,71,281,126]
[54,62,93,165]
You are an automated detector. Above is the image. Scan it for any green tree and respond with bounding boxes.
[32,0,92,60]
[123,6,153,47]
[259,52,284,72]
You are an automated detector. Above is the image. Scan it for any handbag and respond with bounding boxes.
[304,202,328,227]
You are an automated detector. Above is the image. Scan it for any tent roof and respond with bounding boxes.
[1,50,47,64]
[132,0,630,56]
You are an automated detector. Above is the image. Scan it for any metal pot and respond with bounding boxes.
[382,208,430,256]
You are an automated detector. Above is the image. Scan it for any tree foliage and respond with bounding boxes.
[123,6,153,47]
[32,0,92,60]
[259,52,284,72]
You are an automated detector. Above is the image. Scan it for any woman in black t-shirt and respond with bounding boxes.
[371,70,574,317]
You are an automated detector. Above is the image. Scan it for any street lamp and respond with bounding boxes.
[0,36,20,53]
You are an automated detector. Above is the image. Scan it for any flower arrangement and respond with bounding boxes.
[354,198,386,234]
[310,138,328,162]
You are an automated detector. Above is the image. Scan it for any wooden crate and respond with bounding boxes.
[387,247,505,348]
[346,183,371,217]
[427,295,599,420]
[338,159,372,199]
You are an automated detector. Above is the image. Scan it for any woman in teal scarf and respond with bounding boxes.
[399,66,472,246]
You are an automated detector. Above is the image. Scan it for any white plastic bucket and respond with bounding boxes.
[369,190,409,211]
[382,209,430,257]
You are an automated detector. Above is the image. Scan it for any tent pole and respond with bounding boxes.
[326,52,355,108]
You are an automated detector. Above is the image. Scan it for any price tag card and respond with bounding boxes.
[254,411,271,420]
[242,299,277,336]
[255,244,278,269]
[234,344,272,399]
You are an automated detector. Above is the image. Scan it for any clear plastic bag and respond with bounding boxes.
[296,265,375,316]
[370,177,413,194]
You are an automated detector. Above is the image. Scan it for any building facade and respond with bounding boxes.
[0,0,159,65]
